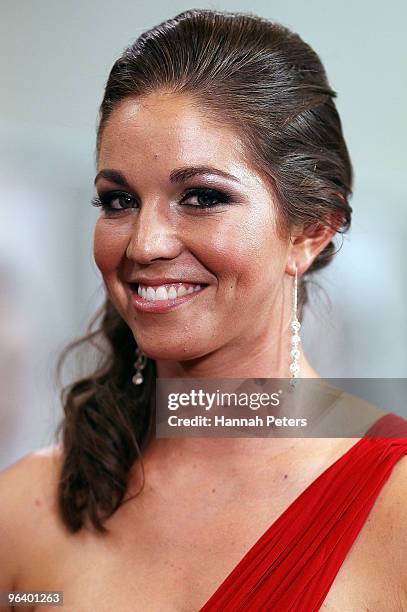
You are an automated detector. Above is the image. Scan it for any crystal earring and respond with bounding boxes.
[289,264,301,386]
[132,345,147,385]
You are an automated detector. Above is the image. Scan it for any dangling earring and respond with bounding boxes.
[289,264,301,385]
[132,345,147,385]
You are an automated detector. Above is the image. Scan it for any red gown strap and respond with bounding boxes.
[199,413,407,611]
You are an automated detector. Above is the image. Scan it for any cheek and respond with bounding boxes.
[93,220,128,276]
[198,216,285,290]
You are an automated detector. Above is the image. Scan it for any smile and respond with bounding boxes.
[128,282,208,313]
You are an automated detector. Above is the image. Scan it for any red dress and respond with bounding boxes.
[199,413,407,611]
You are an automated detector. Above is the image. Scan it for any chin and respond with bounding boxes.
[132,338,209,362]
[135,337,198,361]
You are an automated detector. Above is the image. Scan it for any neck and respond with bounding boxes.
[138,326,322,478]
[154,332,320,380]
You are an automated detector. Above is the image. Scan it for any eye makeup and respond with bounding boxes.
[91,186,236,213]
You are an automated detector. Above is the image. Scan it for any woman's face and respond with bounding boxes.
[93,92,293,362]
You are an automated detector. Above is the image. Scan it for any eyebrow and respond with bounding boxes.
[94,165,241,187]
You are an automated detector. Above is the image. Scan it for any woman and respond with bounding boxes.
[1,9,407,611]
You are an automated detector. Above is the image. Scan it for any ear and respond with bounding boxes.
[286,213,343,275]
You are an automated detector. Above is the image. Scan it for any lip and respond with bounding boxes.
[128,283,209,313]
[127,277,207,286]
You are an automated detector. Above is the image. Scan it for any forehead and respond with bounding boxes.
[97,92,255,180]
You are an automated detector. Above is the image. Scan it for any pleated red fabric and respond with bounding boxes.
[199,413,407,611]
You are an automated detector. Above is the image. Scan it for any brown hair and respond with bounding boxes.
[56,8,353,533]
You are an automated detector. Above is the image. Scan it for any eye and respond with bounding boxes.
[90,187,233,212]
[91,191,138,212]
[180,187,232,208]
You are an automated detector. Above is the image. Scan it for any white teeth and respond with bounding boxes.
[155,286,168,300]
[136,282,204,301]
[146,287,156,301]
[167,286,177,300]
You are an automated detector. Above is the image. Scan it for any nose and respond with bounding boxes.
[125,199,183,264]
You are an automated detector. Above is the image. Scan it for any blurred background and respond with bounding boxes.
[1,0,406,469]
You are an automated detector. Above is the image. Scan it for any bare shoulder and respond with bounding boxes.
[0,444,64,590]
[372,452,407,596]
[382,452,407,539]
[0,443,62,502]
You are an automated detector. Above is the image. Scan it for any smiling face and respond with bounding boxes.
[93,91,295,368]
